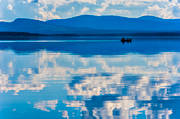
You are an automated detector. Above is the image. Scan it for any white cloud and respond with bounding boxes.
[1,0,180,20]
[94,0,178,18]
[7,4,13,11]
[80,7,90,14]
[36,0,96,20]
[34,100,58,112]
[141,0,180,18]
[142,4,174,18]
[37,6,61,20]
[96,1,110,13]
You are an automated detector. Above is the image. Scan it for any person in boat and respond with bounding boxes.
[121,38,132,43]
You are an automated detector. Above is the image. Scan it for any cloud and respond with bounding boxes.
[141,0,180,18]
[96,1,110,13]
[80,7,90,14]
[7,4,13,10]
[142,4,175,18]
[34,100,58,112]
[94,0,180,18]
[173,5,180,17]
[35,0,97,20]
[1,0,180,20]
[37,6,61,20]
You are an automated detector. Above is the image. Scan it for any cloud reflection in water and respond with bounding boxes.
[0,41,179,119]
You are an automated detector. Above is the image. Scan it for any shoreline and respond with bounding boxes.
[0,32,180,40]
[0,32,180,37]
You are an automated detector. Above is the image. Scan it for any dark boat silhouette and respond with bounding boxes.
[121,38,132,43]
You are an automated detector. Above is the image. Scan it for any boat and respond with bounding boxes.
[121,38,132,43]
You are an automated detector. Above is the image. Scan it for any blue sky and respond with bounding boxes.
[0,0,180,21]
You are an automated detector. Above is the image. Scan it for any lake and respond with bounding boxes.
[0,37,180,119]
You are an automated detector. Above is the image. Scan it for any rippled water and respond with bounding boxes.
[0,38,180,119]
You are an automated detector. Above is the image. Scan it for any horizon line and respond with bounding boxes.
[1,14,179,22]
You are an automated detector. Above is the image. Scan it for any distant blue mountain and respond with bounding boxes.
[138,16,163,20]
[1,15,180,35]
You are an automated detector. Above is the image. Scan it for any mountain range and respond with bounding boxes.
[0,15,180,36]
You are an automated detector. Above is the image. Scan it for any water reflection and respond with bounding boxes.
[0,40,180,119]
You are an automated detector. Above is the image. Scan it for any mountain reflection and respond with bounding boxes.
[1,39,180,55]
[0,40,180,119]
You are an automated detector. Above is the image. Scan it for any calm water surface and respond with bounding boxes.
[0,38,180,119]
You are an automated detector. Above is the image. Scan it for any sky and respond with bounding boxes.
[0,0,180,21]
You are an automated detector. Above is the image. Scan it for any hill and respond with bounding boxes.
[0,15,180,36]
